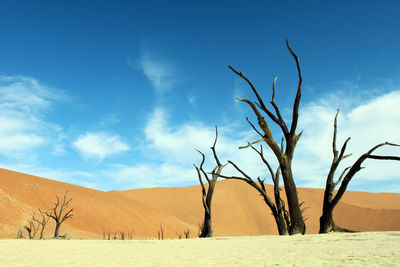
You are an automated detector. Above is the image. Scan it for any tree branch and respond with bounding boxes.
[239,138,266,149]
[285,39,302,137]
[195,149,210,183]
[229,66,288,134]
[246,117,263,138]
[228,65,268,112]
[236,97,282,158]
[270,76,289,135]
[331,142,400,207]
[367,155,400,161]
[211,126,222,167]
[334,166,351,187]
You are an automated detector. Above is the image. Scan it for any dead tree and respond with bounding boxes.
[183,229,190,239]
[24,214,39,239]
[194,127,227,238]
[33,209,50,239]
[41,191,73,238]
[157,224,165,240]
[216,142,290,235]
[17,227,24,239]
[228,40,305,234]
[320,110,400,233]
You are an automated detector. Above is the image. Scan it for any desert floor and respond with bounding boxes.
[0,231,399,266]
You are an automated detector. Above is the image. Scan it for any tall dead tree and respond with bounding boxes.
[195,127,227,238]
[320,110,400,233]
[41,191,73,238]
[216,142,290,235]
[228,40,305,234]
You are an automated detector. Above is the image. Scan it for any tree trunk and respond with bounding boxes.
[274,213,289,235]
[54,223,60,238]
[319,210,335,233]
[199,211,213,238]
[319,208,355,233]
[281,164,305,235]
[199,181,216,238]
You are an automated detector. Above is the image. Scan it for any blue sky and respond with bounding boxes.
[0,1,399,192]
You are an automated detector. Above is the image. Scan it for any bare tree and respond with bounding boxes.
[41,191,73,238]
[195,127,228,238]
[120,232,125,240]
[183,229,190,239]
[33,209,50,239]
[17,227,24,239]
[157,224,165,240]
[127,227,134,240]
[176,232,182,239]
[228,40,305,234]
[216,142,290,235]
[320,110,400,233]
[24,214,39,239]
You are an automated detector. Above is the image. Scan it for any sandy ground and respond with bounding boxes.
[0,232,399,266]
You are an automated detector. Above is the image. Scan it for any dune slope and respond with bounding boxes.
[0,168,399,239]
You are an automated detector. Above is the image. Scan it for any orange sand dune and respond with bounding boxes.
[0,168,399,239]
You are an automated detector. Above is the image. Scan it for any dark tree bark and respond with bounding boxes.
[41,191,73,238]
[228,40,305,234]
[195,127,227,238]
[320,110,400,233]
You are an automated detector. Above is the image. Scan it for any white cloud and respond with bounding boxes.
[133,89,399,191]
[105,107,272,189]
[73,132,130,161]
[137,51,177,95]
[293,90,400,189]
[0,75,66,157]
[0,75,68,112]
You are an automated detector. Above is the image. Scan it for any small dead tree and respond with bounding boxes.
[157,224,165,240]
[320,110,400,233]
[24,214,39,239]
[120,232,125,240]
[228,40,306,234]
[183,229,190,239]
[195,127,228,238]
[17,227,24,239]
[127,227,134,240]
[33,209,50,239]
[41,191,73,239]
[176,232,182,239]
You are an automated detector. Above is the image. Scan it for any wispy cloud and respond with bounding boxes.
[96,113,121,129]
[137,51,177,95]
[188,94,196,107]
[0,75,67,158]
[73,132,130,161]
